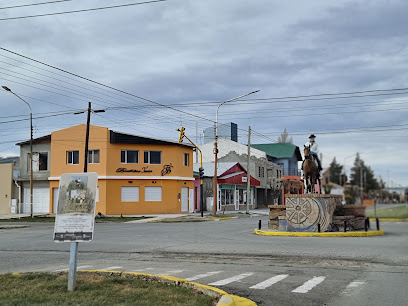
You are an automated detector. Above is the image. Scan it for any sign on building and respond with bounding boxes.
[54,173,98,242]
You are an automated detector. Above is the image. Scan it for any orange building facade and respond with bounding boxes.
[49,125,194,215]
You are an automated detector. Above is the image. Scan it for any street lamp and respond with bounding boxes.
[2,86,34,217]
[213,90,260,216]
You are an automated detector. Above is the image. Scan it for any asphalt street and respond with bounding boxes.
[1,216,407,305]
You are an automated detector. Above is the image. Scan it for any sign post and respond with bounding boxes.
[53,172,98,292]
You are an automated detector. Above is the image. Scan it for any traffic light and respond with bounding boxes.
[178,126,185,142]
[199,167,204,179]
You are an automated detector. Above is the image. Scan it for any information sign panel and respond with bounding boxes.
[54,173,98,242]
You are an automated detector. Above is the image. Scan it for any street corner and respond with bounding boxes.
[77,270,257,306]
[253,228,385,237]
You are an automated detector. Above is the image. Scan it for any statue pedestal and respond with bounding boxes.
[284,194,342,232]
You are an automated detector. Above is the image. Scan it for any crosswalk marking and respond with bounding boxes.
[186,271,223,281]
[208,273,254,286]
[342,280,366,296]
[250,274,289,289]
[292,276,326,293]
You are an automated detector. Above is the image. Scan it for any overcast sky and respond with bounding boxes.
[0,0,407,187]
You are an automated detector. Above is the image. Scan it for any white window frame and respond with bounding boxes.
[144,151,162,164]
[88,150,100,164]
[145,186,162,201]
[67,150,79,165]
[184,153,189,166]
[121,186,139,202]
[121,150,139,164]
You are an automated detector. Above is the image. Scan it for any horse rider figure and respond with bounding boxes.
[302,134,322,175]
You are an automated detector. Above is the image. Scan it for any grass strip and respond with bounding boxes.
[0,273,214,306]
[365,205,408,218]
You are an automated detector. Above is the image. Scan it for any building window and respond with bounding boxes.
[88,150,100,164]
[27,152,48,172]
[144,151,161,164]
[258,167,264,178]
[121,150,138,164]
[121,186,139,202]
[67,151,79,165]
[184,153,189,166]
[145,186,162,201]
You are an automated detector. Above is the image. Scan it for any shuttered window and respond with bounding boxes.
[145,187,162,201]
[121,186,139,202]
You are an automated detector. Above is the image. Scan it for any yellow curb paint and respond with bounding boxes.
[217,217,233,221]
[369,218,408,222]
[254,229,384,237]
[79,270,257,306]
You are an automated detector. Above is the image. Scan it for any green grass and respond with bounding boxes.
[0,273,214,306]
[365,204,408,218]
[0,216,151,223]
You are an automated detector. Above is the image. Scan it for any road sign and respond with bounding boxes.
[54,173,98,242]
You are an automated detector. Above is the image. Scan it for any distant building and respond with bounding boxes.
[0,157,19,215]
[203,122,238,143]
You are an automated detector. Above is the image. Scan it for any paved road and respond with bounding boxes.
[1,216,407,305]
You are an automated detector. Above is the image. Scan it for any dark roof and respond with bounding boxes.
[110,130,193,148]
[251,143,302,161]
[0,156,19,164]
[16,135,51,146]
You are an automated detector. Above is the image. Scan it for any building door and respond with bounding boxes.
[24,187,50,213]
[53,187,59,214]
[181,187,189,212]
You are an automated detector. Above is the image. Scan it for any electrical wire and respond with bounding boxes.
[0,0,167,21]
[0,0,72,10]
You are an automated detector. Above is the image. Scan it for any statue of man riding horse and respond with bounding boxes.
[301,134,322,193]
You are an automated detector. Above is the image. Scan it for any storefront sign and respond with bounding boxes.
[116,167,153,173]
[54,173,98,242]
[242,177,248,183]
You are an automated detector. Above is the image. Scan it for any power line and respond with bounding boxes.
[0,0,167,21]
[0,0,72,10]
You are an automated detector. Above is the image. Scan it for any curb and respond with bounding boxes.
[369,218,408,222]
[78,270,257,306]
[254,229,384,237]
[147,216,234,223]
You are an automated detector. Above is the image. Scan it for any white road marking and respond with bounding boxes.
[292,276,326,293]
[162,270,184,275]
[250,274,289,289]
[131,268,155,272]
[342,280,366,296]
[186,271,223,281]
[98,266,123,271]
[53,265,93,272]
[208,273,254,286]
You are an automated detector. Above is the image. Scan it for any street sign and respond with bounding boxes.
[54,173,98,242]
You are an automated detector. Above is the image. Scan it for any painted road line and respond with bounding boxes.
[292,276,326,293]
[54,265,93,272]
[131,268,155,272]
[186,271,223,281]
[98,266,123,271]
[249,274,289,289]
[208,272,254,286]
[163,270,184,275]
[342,280,366,296]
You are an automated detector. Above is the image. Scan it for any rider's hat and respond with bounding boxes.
[309,134,316,139]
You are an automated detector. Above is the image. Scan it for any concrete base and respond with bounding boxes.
[285,194,342,232]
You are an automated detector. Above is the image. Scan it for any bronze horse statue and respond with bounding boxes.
[303,145,321,194]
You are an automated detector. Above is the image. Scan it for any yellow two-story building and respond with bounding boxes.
[49,124,194,215]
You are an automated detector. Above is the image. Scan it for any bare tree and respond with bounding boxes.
[278,128,293,143]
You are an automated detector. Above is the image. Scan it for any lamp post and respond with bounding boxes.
[2,86,33,217]
[213,90,259,216]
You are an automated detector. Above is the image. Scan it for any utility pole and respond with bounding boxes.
[246,126,251,214]
[213,123,218,216]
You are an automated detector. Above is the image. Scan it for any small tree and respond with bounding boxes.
[277,128,293,143]
[329,157,343,185]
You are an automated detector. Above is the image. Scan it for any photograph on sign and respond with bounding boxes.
[54,173,98,242]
